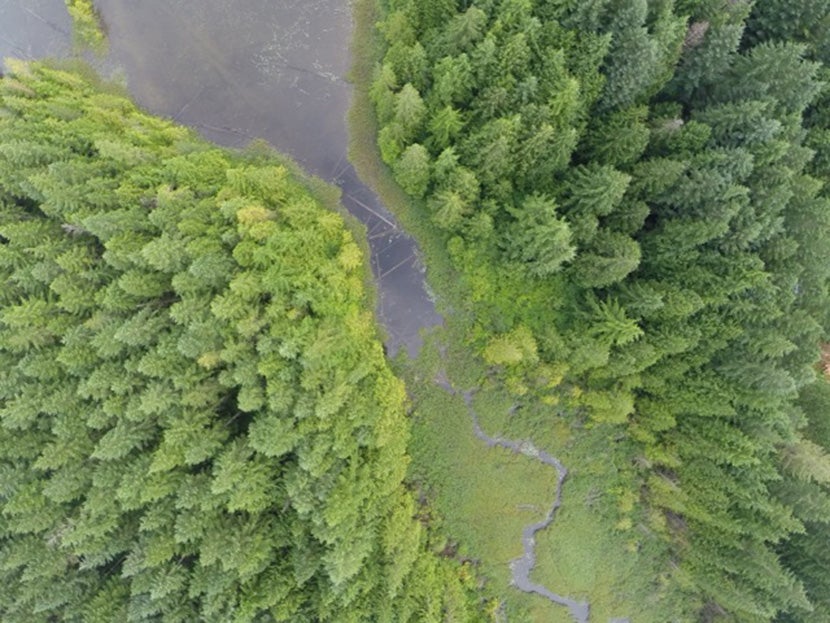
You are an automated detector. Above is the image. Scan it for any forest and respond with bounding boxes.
[367,0,830,621]
[0,62,485,622]
[3,0,830,621]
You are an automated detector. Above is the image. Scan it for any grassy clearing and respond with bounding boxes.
[398,332,566,623]
[397,331,686,621]
[348,1,687,620]
[535,436,692,622]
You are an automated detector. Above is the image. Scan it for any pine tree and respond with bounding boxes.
[503,194,575,277]
[393,143,431,197]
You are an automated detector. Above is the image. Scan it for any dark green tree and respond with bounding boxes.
[503,194,575,277]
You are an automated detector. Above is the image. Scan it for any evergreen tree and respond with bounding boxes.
[503,194,575,277]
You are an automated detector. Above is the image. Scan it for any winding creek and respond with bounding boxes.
[436,381,592,623]
[0,2,629,621]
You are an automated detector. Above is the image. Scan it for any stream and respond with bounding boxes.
[435,381,592,623]
[0,2,627,621]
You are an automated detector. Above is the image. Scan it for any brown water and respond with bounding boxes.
[0,0,442,357]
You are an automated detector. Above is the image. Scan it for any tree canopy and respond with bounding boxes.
[369,0,830,620]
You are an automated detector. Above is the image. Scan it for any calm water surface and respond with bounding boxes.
[0,0,441,357]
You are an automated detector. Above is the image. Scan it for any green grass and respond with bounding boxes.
[396,332,690,621]
[348,1,692,620]
[399,333,565,622]
[534,449,691,622]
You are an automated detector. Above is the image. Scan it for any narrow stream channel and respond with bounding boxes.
[435,380,591,623]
